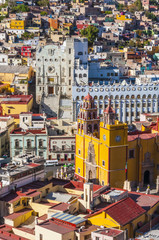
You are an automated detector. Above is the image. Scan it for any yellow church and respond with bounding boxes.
[75,93,159,188]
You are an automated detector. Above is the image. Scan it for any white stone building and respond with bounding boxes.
[36,37,88,119]
[72,82,159,123]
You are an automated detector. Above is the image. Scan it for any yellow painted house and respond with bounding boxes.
[0,95,33,126]
[116,14,132,21]
[10,20,25,30]
[87,197,146,238]
[75,93,159,188]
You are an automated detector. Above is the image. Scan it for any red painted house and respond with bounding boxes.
[21,46,31,57]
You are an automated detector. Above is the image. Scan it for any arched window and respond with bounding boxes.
[148,94,151,99]
[79,74,82,78]
[94,124,98,132]
[93,112,96,119]
[99,95,103,100]
[94,95,98,100]
[88,125,92,133]
[83,73,87,77]
[137,95,140,99]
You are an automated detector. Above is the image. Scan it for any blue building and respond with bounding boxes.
[10,113,48,159]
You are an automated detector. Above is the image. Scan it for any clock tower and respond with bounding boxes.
[75,93,128,188]
[100,101,128,187]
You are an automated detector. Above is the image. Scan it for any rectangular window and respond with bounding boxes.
[39,234,43,240]
[71,145,75,151]
[69,48,71,54]
[8,109,10,114]
[62,145,65,150]
[129,149,135,158]
[78,168,80,174]
[57,154,60,160]
[53,145,56,151]
[102,181,104,186]
[78,149,81,155]
[102,160,105,166]
[69,67,71,77]
[39,151,43,157]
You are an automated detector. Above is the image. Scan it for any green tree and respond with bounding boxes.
[134,0,142,10]
[12,4,30,13]
[145,11,157,21]
[21,32,34,40]
[37,0,49,7]
[40,11,47,16]
[128,40,136,47]
[81,25,99,45]
[117,3,125,11]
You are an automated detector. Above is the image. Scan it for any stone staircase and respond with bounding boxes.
[40,95,60,118]
[59,98,72,120]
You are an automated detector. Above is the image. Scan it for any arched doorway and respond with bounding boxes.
[144,170,150,185]
[88,170,92,181]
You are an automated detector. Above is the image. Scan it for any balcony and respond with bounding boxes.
[14,145,23,149]
[51,147,75,153]
[38,146,47,149]
[25,146,36,151]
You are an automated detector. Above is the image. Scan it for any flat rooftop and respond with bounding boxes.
[0,95,33,104]
[0,163,41,177]
[0,65,30,74]
[51,212,86,226]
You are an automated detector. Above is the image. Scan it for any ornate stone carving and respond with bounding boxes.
[86,142,97,183]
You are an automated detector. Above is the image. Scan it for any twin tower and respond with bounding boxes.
[75,93,128,188]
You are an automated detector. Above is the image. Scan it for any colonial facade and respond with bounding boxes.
[75,93,159,188]
[10,128,48,159]
[72,82,159,123]
[36,37,88,118]
[49,136,75,162]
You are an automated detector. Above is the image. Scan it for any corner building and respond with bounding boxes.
[75,93,159,188]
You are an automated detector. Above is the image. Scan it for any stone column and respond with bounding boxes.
[134,99,137,120]
[156,98,158,113]
[141,99,143,114]
[97,100,100,116]
[119,100,121,122]
[151,99,153,113]
[146,98,148,113]
[129,100,131,124]
[123,100,126,123]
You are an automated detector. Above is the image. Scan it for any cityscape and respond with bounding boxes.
[0,0,159,239]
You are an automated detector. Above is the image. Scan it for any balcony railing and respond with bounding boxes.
[51,147,75,153]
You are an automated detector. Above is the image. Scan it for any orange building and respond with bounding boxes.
[49,18,59,30]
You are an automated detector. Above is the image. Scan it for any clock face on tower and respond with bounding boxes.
[103,134,106,141]
[116,135,121,142]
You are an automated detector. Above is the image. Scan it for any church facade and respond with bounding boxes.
[75,93,159,188]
